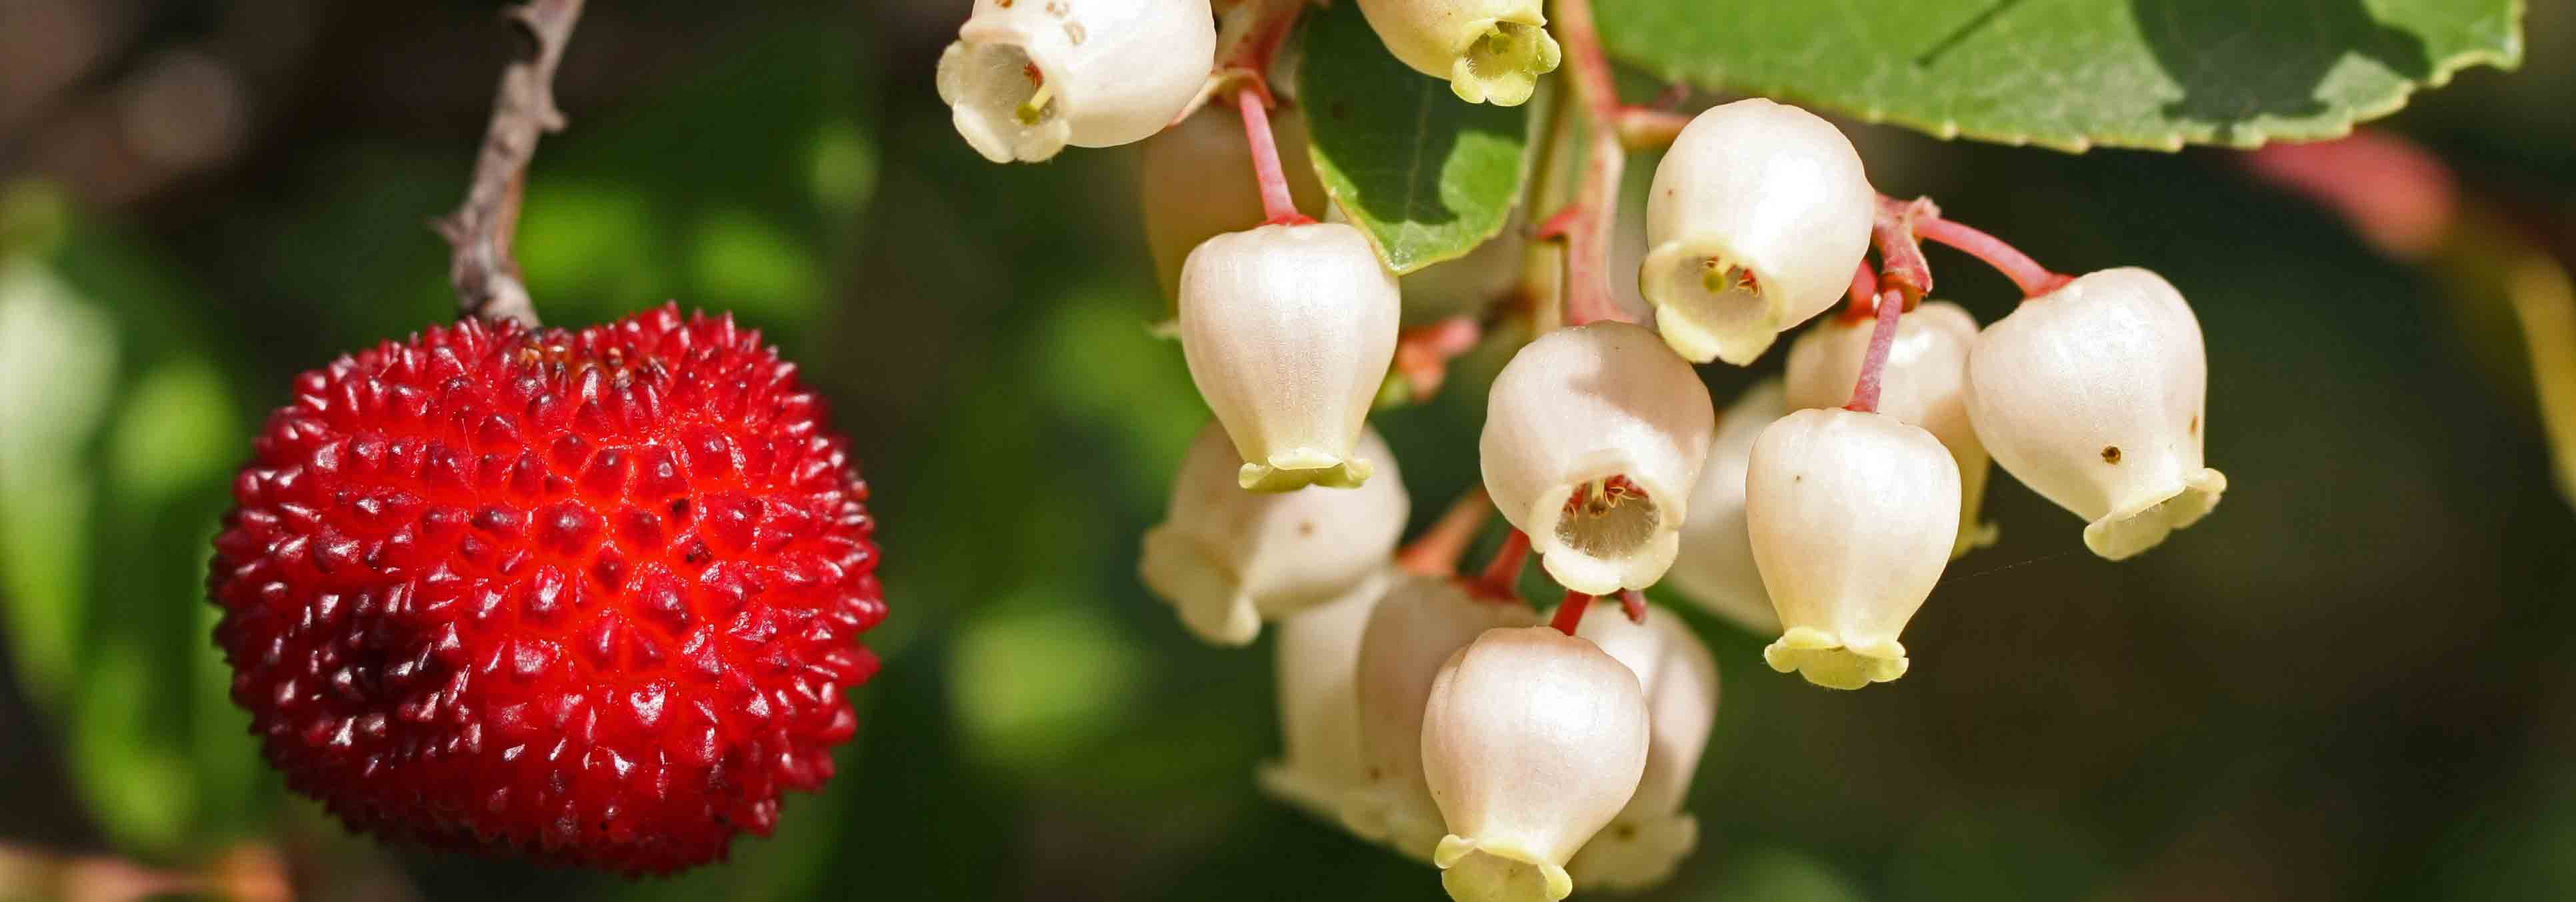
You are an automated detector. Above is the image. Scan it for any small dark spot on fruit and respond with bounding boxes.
[2189,415,2199,436]
[2101,445,2122,464]
[1297,521,1315,537]
[1793,475,1803,483]
[670,498,691,517]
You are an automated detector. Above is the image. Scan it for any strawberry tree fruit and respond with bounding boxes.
[206,305,885,873]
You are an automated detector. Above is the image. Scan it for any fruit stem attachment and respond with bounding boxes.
[1179,0,1305,124]
[1539,0,1631,327]
[435,0,585,328]
[1844,289,1904,413]
[1901,199,2072,299]
[1845,260,1880,321]
[1549,589,1592,634]
[1871,195,1935,307]
[1399,487,1496,576]
[1237,87,1313,226]
[1616,588,1647,624]
[1464,529,1533,603]
[1615,107,1693,151]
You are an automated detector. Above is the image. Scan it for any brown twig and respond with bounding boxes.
[435,0,586,327]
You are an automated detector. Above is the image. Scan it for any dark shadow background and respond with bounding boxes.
[1,1,2573,900]
[2131,0,2433,140]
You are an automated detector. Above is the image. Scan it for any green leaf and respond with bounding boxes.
[1596,0,2523,151]
[1,201,281,857]
[1297,0,1531,272]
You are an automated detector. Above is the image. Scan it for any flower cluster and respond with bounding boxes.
[938,1,2227,898]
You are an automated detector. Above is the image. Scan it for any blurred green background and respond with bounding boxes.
[3,1,2574,900]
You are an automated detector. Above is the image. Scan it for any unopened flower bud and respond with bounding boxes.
[1353,0,1562,106]
[1747,409,1960,690]
[1567,605,1719,891]
[1480,323,1715,595]
[1966,268,2226,560]
[1351,575,1540,859]
[1422,627,1649,902]
[1785,301,1999,556]
[1179,222,1402,491]
[1141,423,1410,645]
[935,0,1215,163]
[1142,107,1327,314]
[1664,379,1785,633]
[1257,569,1391,819]
[1641,99,1874,365]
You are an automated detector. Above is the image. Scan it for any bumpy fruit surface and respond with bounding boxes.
[207,305,885,873]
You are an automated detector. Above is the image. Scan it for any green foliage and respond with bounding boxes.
[0,196,273,857]
[1595,0,2524,151]
[1296,0,1533,272]
[514,25,873,341]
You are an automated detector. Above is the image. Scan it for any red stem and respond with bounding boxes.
[1237,87,1309,225]
[1545,0,1630,327]
[1397,487,1493,575]
[1871,195,1935,307]
[1615,107,1692,150]
[1844,289,1904,413]
[1844,259,1879,321]
[1465,529,1533,603]
[1549,590,1593,635]
[1617,589,1647,624]
[1912,213,2069,298]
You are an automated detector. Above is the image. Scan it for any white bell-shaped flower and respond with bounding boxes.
[1140,423,1410,645]
[1256,569,1390,820]
[1353,0,1561,106]
[1965,268,2227,560]
[1746,409,1960,690]
[935,0,1215,163]
[1641,99,1875,365]
[1141,107,1327,313]
[1664,379,1785,634]
[1480,322,1715,595]
[1350,574,1540,859]
[1422,626,1649,902]
[1566,605,1719,891]
[1785,301,1999,557]
[1179,221,1402,491]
